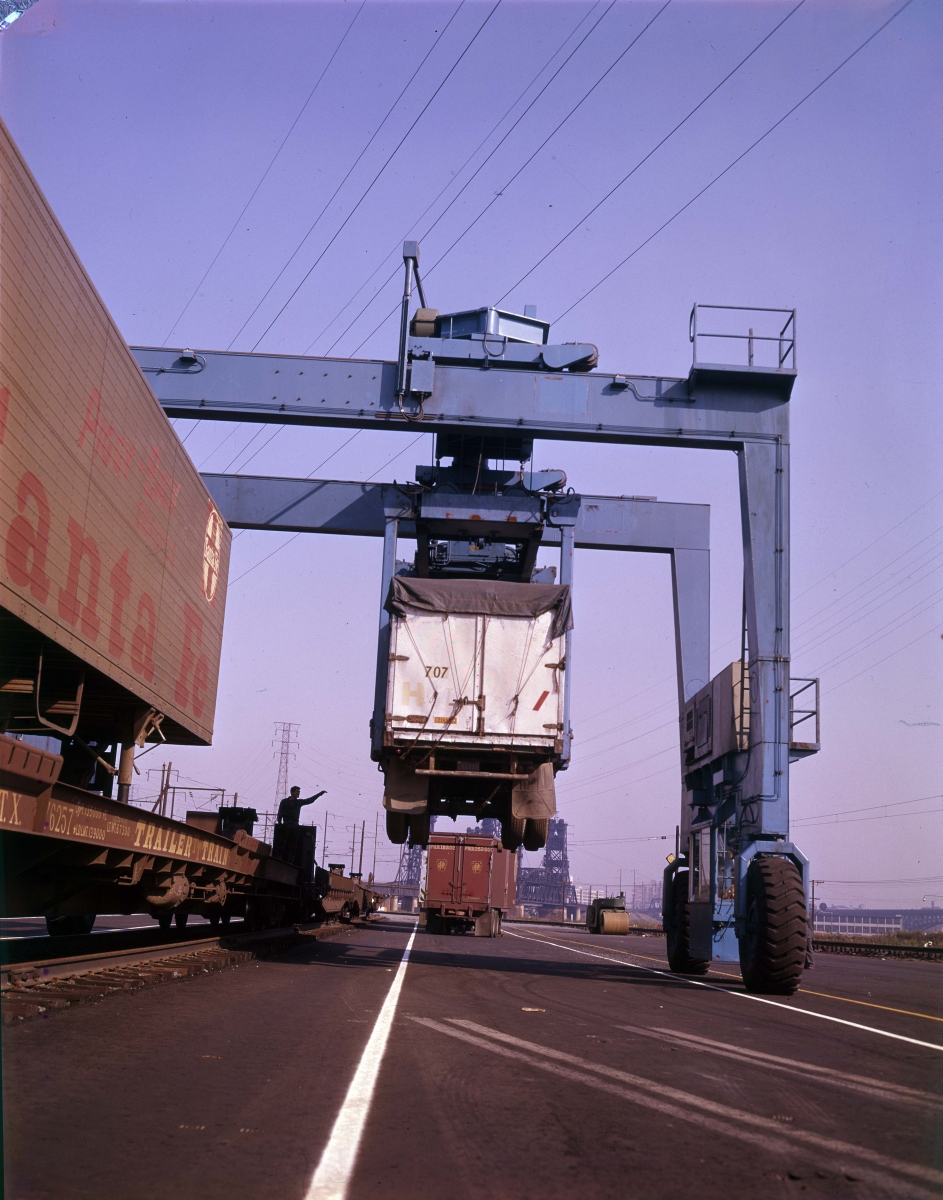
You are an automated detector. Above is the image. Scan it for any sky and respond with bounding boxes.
[2,0,940,903]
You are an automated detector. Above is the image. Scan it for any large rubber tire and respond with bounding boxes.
[522,818,549,852]
[386,810,409,844]
[501,813,526,851]
[408,811,430,849]
[666,874,709,975]
[45,914,95,936]
[739,856,807,995]
[599,910,630,935]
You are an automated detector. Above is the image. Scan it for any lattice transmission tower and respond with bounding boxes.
[272,721,299,804]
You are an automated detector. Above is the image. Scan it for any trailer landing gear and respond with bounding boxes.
[740,856,807,996]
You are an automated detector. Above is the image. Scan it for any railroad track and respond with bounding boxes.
[0,920,361,1025]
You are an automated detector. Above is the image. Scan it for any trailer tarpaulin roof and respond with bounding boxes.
[385,578,573,641]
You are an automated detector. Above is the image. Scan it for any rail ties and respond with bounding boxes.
[0,921,361,1025]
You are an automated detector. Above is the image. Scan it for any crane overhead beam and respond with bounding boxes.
[200,473,709,551]
[131,346,793,451]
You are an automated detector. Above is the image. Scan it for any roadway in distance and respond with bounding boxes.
[3,916,941,1198]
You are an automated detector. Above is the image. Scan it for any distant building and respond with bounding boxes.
[814,907,943,936]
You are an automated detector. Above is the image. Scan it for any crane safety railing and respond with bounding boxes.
[732,669,820,751]
[690,304,796,371]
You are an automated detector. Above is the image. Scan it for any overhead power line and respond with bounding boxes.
[496,0,807,304]
[243,0,504,354]
[553,0,918,323]
[162,1,366,345]
[225,0,468,352]
[305,0,615,356]
[347,0,673,357]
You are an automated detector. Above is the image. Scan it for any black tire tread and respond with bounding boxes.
[666,873,709,975]
[740,856,807,995]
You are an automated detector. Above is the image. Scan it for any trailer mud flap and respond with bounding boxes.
[510,763,556,820]
[382,758,429,813]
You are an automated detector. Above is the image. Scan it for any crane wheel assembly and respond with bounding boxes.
[665,878,709,975]
[738,856,808,996]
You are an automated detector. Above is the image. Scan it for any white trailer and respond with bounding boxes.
[379,577,572,851]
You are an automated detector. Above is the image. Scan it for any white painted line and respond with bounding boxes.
[615,1024,940,1109]
[447,1018,943,1190]
[305,924,418,1200]
[505,929,943,1053]
[411,1017,938,1199]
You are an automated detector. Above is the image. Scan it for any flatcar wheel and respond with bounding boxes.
[386,810,409,844]
[522,818,549,852]
[501,813,525,851]
[666,876,708,975]
[739,856,807,995]
[157,912,173,933]
[174,911,189,930]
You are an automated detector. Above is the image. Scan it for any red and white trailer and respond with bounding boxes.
[422,831,516,937]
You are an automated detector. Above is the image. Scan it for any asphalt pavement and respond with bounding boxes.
[3,915,941,1199]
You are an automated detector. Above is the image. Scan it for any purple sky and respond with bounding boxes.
[3,0,940,902]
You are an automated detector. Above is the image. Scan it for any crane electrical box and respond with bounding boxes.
[137,240,821,996]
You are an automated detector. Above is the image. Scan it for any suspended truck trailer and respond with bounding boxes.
[381,577,572,853]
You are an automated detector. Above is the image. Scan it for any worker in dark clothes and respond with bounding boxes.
[276,786,326,826]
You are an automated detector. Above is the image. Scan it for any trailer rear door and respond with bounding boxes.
[458,840,493,907]
[426,838,460,906]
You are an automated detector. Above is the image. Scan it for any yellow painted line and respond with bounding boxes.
[796,989,943,1025]
[525,931,943,1025]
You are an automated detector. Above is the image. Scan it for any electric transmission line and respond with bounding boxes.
[240,0,504,354]
[162,1,366,345]
[224,0,468,352]
[495,0,807,304]
[553,0,918,324]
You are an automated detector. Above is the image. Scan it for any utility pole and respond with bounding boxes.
[321,811,329,867]
[357,820,365,876]
[350,825,356,873]
[272,721,299,806]
[371,812,379,881]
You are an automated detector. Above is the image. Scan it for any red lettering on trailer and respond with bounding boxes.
[175,602,209,718]
[58,518,102,640]
[5,471,52,602]
[130,593,157,681]
[108,550,133,657]
[533,690,550,712]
